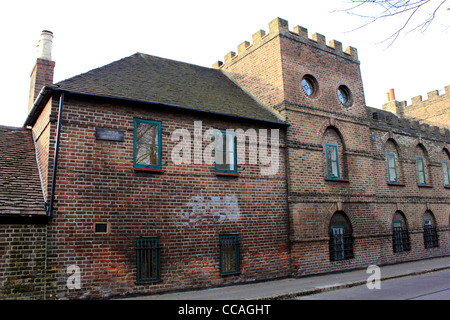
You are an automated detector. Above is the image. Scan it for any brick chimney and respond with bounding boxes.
[28,30,55,112]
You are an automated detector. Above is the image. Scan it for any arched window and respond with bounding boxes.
[329,212,353,261]
[323,127,348,180]
[385,139,402,184]
[392,211,410,253]
[423,211,439,249]
[415,144,431,186]
[440,148,450,187]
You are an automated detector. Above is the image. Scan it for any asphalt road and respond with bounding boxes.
[298,269,450,300]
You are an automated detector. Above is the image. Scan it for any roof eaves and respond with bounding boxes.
[25,87,289,128]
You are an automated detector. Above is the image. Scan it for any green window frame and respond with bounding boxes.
[133,119,162,169]
[219,235,239,275]
[136,238,161,283]
[215,129,237,174]
[325,143,340,179]
[442,161,450,186]
[387,153,398,183]
[416,157,426,185]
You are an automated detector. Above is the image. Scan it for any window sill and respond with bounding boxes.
[324,178,349,183]
[133,167,164,173]
[216,172,239,177]
[135,279,162,285]
[418,184,433,188]
[387,182,405,186]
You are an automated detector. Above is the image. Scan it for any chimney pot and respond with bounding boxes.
[37,30,53,61]
[389,89,396,101]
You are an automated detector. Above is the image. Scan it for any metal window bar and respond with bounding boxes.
[136,238,161,282]
[423,225,439,249]
[219,236,239,274]
[329,232,354,261]
[393,227,410,253]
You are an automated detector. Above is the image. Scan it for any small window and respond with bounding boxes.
[416,157,426,185]
[133,119,162,169]
[329,212,354,262]
[215,130,237,174]
[442,161,450,186]
[219,235,239,275]
[301,75,318,97]
[136,238,161,282]
[94,223,108,234]
[329,226,353,261]
[325,143,340,179]
[337,86,351,106]
[392,220,410,253]
[387,153,398,183]
[423,219,439,249]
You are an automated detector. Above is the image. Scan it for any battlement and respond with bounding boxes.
[382,86,450,129]
[408,85,450,107]
[368,106,450,141]
[212,17,359,69]
[384,86,450,111]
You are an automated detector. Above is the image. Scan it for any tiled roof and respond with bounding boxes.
[0,126,45,216]
[56,53,283,123]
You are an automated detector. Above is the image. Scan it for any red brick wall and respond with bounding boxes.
[28,59,55,112]
[43,97,290,299]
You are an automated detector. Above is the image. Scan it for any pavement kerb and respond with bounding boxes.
[259,264,450,300]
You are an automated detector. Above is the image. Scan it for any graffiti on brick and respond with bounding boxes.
[177,194,240,226]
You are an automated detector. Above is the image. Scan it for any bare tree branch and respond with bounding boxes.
[337,0,448,46]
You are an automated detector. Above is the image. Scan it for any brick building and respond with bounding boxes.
[383,86,450,129]
[0,19,449,299]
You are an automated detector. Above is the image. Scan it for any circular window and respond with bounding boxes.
[302,76,317,97]
[337,86,351,106]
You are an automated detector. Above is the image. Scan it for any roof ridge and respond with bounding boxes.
[56,53,142,85]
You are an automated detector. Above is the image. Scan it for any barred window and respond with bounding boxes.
[136,238,161,282]
[393,220,410,253]
[329,227,354,261]
[219,235,239,275]
[423,219,439,249]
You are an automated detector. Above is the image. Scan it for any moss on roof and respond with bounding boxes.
[56,53,283,123]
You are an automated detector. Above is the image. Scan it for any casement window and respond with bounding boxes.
[136,238,161,283]
[219,235,239,275]
[423,219,439,249]
[392,220,410,253]
[386,153,398,183]
[215,130,237,174]
[416,157,426,185]
[133,119,162,169]
[442,161,450,187]
[325,143,340,179]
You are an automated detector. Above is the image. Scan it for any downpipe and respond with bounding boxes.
[46,93,64,218]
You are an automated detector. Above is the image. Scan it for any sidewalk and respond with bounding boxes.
[122,256,450,300]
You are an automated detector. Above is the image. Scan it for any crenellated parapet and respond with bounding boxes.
[212,17,359,69]
[368,106,450,141]
[382,86,450,130]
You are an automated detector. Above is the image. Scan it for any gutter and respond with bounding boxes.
[25,87,289,128]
